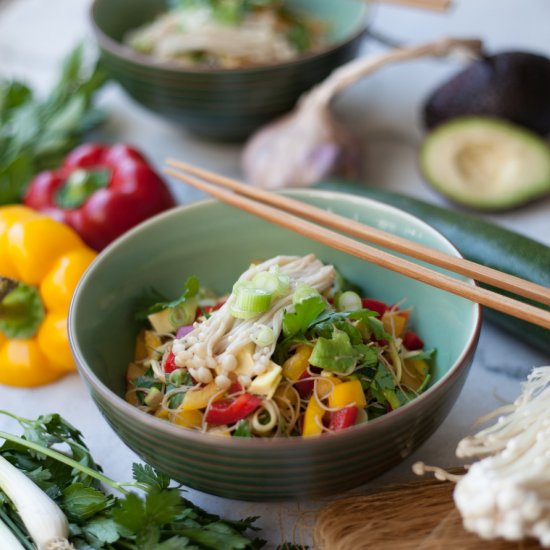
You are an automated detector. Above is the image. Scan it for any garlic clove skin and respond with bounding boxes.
[242,105,363,189]
[0,516,25,549]
[0,455,70,550]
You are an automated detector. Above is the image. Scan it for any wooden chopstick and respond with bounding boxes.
[164,164,550,330]
[166,159,550,308]
[372,0,452,12]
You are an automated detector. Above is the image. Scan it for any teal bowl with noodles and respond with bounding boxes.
[69,189,481,501]
[90,0,370,140]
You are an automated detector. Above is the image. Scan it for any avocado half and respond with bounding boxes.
[420,117,550,210]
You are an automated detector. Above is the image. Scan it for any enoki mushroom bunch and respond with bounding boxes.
[453,366,550,545]
[417,366,550,547]
[171,254,335,389]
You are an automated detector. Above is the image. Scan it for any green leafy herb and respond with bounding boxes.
[234,420,252,438]
[0,410,265,549]
[309,329,367,373]
[0,45,107,205]
[135,276,200,320]
[282,295,327,338]
[406,348,436,361]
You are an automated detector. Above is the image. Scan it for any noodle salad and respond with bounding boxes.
[126,255,434,437]
[124,0,324,68]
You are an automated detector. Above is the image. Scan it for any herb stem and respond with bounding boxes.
[0,430,135,496]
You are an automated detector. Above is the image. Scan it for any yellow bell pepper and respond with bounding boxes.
[282,344,311,381]
[0,206,96,387]
[401,358,430,391]
[172,408,203,429]
[302,395,325,437]
[382,310,409,338]
[181,381,224,411]
[328,379,367,409]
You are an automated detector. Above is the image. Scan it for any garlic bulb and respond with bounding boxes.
[242,37,482,189]
[0,455,72,550]
[453,366,550,546]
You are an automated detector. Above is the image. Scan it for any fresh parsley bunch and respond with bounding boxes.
[0,45,107,205]
[0,411,265,549]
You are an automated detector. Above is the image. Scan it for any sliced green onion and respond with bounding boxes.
[336,291,362,312]
[170,298,197,327]
[292,282,320,305]
[168,369,185,387]
[251,272,290,298]
[230,284,273,319]
[251,325,274,347]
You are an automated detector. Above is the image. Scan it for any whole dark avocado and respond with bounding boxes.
[424,51,550,136]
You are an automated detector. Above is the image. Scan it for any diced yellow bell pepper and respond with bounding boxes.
[401,359,430,391]
[0,206,96,387]
[382,310,409,338]
[302,396,325,437]
[328,379,367,409]
[126,362,148,384]
[132,329,163,362]
[154,408,170,420]
[172,408,202,428]
[181,381,223,411]
[316,375,342,399]
[282,344,311,381]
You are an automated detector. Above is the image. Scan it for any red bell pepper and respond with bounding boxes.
[23,143,175,250]
[295,370,314,398]
[205,393,262,426]
[329,405,358,431]
[403,330,424,350]
[164,352,178,374]
[361,298,388,317]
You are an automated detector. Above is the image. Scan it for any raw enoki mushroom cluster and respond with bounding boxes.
[416,365,550,547]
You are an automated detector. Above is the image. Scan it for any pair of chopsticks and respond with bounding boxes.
[373,0,452,12]
[165,160,550,330]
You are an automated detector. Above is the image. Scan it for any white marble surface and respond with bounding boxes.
[1,0,549,547]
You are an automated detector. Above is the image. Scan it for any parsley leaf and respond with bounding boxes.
[132,463,171,491]
[282,295,327,338]
[62,483,113,520]
[309,329,363,372]
[135,276,200,320]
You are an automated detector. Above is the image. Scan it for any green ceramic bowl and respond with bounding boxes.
[90,0,369,140]
[69,189,480,501]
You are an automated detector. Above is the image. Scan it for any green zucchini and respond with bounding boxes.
[315,180,550,356]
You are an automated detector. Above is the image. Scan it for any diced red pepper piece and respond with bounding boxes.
[228,381,243,395]
[361,298,388,317]
[164,352,178,374]
[403,331,424,350]
[295,370,314,398]
[205,393,262,425]
[329,406,358,431]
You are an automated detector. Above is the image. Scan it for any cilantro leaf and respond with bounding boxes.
[132,463,171,491]
[62,483,113,520]
[135,276,200,320]
[282,295,327,338]
[309,329,363,372]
